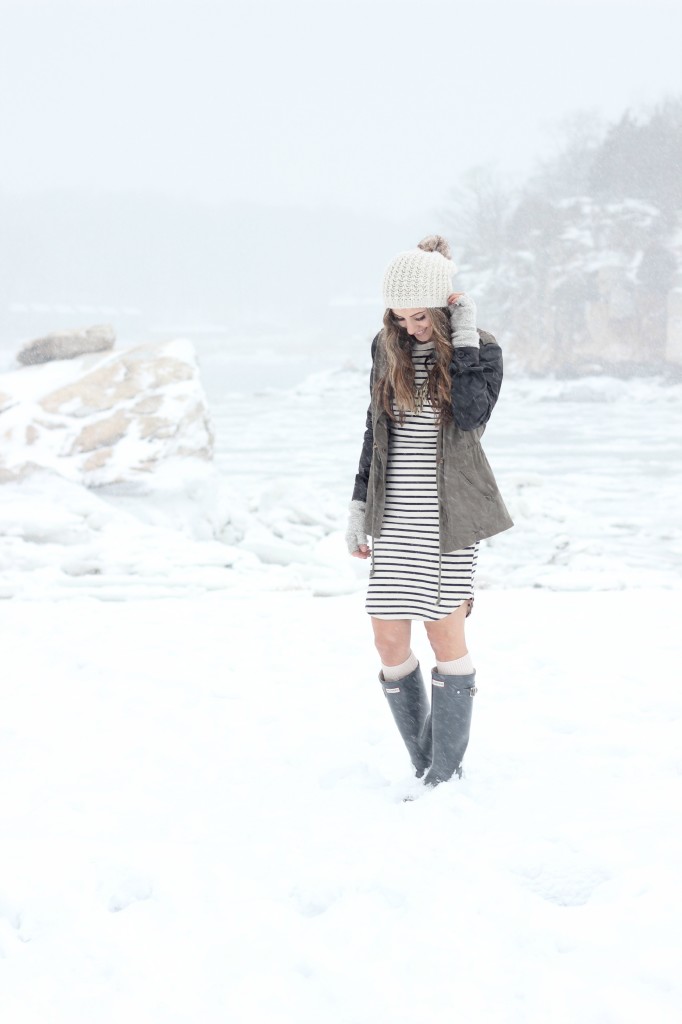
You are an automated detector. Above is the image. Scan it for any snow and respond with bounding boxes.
[1,340,681,1020]
[1,590,680,1021]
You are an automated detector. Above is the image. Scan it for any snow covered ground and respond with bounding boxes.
[1,590,680,1022]
[1,339,681,1020]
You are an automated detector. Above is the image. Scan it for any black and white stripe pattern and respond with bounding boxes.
[366,338,478,622]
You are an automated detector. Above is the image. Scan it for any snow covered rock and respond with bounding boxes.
[0,339,214,485]
[17,324,116,365]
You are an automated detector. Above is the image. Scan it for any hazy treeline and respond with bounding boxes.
[3,99,682,377]
[450,99,682,375]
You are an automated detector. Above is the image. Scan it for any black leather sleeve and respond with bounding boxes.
[449,329,504,431]
[351,334,380,502]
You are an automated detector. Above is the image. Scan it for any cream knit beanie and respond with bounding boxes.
[382,235,457,309]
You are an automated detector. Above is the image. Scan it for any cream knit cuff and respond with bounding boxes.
[450,294,479,348]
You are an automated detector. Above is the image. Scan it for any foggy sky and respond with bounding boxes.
[2,0,682,221]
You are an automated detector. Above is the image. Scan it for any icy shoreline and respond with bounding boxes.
[2,351,681,599]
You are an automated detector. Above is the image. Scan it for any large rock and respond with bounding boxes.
[0,339,214,485]
[17,324,116,365]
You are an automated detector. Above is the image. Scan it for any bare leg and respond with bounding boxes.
[423,600,470,663]
[371,617,412,668]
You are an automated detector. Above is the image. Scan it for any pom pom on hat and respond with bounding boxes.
[382,235,457,309]
[417,234,452,259]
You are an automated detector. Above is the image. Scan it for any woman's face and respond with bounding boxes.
[391,308,433,342]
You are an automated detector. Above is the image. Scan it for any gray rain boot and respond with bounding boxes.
[423,669,477,787]
[380,664,432,778]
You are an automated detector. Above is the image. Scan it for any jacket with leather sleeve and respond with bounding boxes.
[351,328,513,552]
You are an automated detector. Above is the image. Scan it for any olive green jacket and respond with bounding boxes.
[353,329,514,554]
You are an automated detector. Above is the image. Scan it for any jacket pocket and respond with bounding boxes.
[456,448,497,500]
[456,464,493,495]
[458,442,497,489]
[457,468,494,500]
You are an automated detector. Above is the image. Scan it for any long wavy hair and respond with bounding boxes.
[376,307,454,425]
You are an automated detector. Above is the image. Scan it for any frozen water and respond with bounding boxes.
[3,338,681,599]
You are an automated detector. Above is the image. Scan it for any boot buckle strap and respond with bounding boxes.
[433,682,477,696]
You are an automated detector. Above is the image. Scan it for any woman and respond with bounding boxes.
[346,235,513,789]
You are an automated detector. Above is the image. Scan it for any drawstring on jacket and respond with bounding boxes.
[436,446,444,604]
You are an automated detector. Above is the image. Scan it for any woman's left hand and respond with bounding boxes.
[447,293,478,347]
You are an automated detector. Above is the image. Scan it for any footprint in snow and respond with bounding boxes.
[0,894,35,944]
[511,846,612,907]
[290,880,343,917]
[99,871,154,913]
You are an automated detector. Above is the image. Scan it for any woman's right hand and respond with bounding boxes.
[346,500,370,557]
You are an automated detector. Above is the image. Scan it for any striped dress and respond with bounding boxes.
[365,337,479,622]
